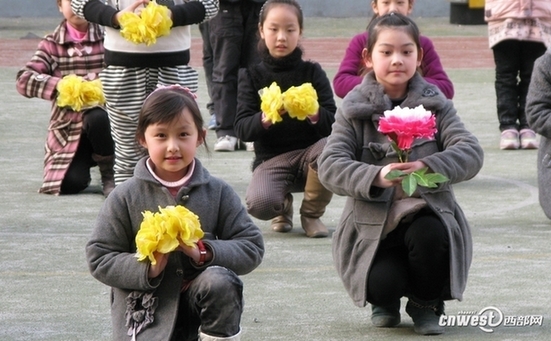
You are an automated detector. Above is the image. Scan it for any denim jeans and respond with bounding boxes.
[172,266,244,341]
[492,39,546,131]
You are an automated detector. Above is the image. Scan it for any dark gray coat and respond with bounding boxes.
[86,158,264,340]
[526,51,551,219]
[318,72,484,307]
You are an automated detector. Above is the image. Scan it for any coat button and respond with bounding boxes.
[176,269,184,276]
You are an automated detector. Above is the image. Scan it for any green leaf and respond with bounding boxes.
[385,169,407,180]
[424,173,449,184]
[401,174,418,196]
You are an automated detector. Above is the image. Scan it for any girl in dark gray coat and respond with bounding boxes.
[318,13,483,335]
[86,86,264,341]
[526,49,551,219]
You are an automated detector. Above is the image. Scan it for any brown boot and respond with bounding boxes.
[300,164,332,238]
[271,193,293,233]
[92,154,115,197]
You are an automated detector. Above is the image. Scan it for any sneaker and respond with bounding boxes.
[245,142,255,152]
[208,114,218,130]
[519,128,538,149]
[214,135,238,152]
[499,129,520,150]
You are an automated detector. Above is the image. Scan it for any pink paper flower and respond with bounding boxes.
[378,105,447,196]
[378,105,437,151]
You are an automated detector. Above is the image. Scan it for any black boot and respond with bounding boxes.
[371,300,401,327]
[405,295,445,335]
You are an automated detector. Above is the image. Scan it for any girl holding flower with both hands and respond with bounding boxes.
[235,0,337,238]
[318,13,483,335]
[86,86,264,341]
[16,0,115,197]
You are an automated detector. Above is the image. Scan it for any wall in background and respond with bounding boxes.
[0,0,450,18]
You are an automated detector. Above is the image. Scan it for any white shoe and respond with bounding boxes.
[214,135,238,152]
[519,129,539,149]
[245,142,255,152]
[499,129,519,150]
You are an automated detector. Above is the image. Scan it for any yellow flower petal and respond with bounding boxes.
[283,83,319,120]
[56,75,105,111]
[135,205,203,263]
[259,82,284,124]
[119,1,172,46]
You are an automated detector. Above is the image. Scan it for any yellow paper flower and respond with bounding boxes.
[135,205,204,265]
[259,82,284,124]
[119,1,172,46]
[282,83,319,120]
[56,75,105,112]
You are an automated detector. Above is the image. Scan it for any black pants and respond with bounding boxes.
[492,39,546,131]
[60,108,114,194]
[209,1,264,138]
[365,212,450,306]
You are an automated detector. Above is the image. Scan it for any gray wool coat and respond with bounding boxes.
[86,157,264,340]
[318,72,484,307]
[526,50,551,219]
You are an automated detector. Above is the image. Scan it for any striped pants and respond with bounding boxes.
[100,65,198,184]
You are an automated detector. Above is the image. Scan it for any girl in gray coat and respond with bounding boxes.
[526,50,551,219]
[86,86,264,341]
[318,13,483,335]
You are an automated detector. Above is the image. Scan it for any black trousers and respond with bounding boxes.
[60,108,114,194]
[209,1,264,138]
[492,39,546,131]
[365,212,450,306]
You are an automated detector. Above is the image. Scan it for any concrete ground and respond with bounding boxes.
[1,17,550,341]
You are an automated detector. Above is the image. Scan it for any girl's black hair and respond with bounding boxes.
[365,12,421,54]
[136,88,208,152]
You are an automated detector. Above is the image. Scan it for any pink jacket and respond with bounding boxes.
[15,20,105,195]
[485,0,551,47]
[484,0,551,21]
[333,32,454,100]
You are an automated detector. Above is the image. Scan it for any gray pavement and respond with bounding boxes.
[1,18,550,341]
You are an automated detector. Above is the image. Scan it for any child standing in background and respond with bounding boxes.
[16,0,115,197]
[318,13,483,335]
[235,0,337,238]
[70,0,218,184]
[333,0,453,100]
[484,0,551,150]
[86,86,264,341]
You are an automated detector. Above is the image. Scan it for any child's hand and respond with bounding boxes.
[391,160,427,174]
[178,242,212,265]
[114,0,149,26]
[374,161,428,188]
[148,251,168,278]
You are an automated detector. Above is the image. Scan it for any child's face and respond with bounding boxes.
[139,109,204,182]
[372,0,413,17]
[59,0,88,31]
[364,28,422,99]
[259,4,302,58]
